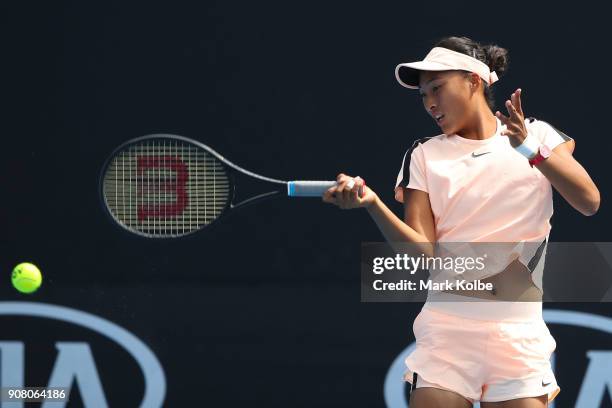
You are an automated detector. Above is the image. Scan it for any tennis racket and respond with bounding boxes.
[99,134,364,238]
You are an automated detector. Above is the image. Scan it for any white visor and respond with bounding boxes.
[395,47,499,89]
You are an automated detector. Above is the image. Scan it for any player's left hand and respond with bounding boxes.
[496,88,529,148]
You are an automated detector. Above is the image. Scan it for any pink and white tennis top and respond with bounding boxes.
[394,116,572,292]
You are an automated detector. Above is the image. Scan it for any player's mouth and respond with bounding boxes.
[435,114,445,125]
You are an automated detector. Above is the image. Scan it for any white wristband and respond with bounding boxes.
[514,132,540,159]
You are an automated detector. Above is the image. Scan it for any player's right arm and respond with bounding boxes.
[323,174,435,257]
[366,185,436,257]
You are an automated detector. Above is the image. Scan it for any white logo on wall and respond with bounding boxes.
[0,302,166,408]
[384,310,612,408]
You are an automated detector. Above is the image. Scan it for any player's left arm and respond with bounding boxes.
[535,137,600,216]
[497,88,601,216]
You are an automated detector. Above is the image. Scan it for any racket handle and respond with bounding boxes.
[288,181,336,197]
[287,180,365,197]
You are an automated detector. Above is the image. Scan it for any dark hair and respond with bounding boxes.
[433,36,509,111]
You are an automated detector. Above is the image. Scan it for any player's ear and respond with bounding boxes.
[467,72,480,91]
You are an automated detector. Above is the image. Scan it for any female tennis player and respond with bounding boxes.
[323,36,600,407]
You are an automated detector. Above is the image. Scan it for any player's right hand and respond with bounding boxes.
[322,173,377,209]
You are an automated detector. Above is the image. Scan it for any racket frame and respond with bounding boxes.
[99,134,292,238]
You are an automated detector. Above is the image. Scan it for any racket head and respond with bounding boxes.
[99,134,235,238]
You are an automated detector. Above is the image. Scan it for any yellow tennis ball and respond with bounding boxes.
[11,263,42,294]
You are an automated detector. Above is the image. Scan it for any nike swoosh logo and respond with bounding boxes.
[472,151,492,158]
[542,381,551,387]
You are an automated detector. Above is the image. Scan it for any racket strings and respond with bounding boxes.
[103,139,230,237]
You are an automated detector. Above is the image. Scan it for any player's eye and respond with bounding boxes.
[421,84,441,97]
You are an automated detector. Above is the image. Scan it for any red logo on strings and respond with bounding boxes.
[137,156,188,222]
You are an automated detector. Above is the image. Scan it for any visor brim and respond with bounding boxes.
[395,61,453,89]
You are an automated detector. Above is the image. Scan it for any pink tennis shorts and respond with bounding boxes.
[404,299,560,403]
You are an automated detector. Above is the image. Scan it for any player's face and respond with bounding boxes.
[419,70,473,135]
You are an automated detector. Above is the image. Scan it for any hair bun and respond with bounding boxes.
[482,45,509,78]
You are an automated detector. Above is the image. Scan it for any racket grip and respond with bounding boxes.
[288,181,336,197]
[287,180,365,197]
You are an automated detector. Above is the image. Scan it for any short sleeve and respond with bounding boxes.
[394,142,428,203]
[529,118,574,151]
